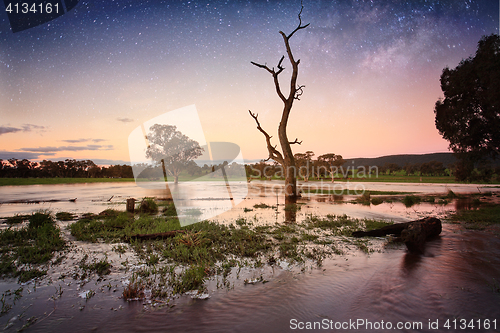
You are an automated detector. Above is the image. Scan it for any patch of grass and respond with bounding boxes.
[5,214,30,225]
[370,197,384,205]
[17,269,47,283]
[70,213,181,243]
[448,205,500,228]
[122,282,145,300]
[351,239,371,253]
[79,255,112,277]
[113,244,127,254]
[403,195,421,207]
[139,198,159,214]
[254,203,272,209]
[355,192,371,205]
[56,212,76,221]
[0,212,65,282]
[364,219,393,231]
[243,208,253,212]
[304,214,363,236]
[422,196,436,203]
[301,233,319,242]
[171,265,207,294]
[28,212,54,229]
[162,203,177,216]
[445,190,458,199]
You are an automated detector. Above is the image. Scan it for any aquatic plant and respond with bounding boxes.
[403,195,421,207]
[122,282,145,301]
[253,203,271,209]
[55,212,76,221]
[139,197,159,214]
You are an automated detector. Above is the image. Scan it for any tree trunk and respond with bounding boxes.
[352,217,442,254]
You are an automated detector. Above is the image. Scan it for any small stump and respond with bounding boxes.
[126,198,136,213]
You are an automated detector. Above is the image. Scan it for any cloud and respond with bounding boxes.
[22,124,47,132]
[19,144,114,153]
[0,151,53,160]
[0,126,22,135]
[0,124,47,135]
[61,138,89,143]
[61,138,108,143]
[117,117,134,123]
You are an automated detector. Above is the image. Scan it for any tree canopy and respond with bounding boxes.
[145,124,204,184]
[434,34,500,161]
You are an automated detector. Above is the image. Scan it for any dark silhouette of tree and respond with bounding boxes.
[317,153,345,181]
[294,151,314,181]
[435,34,500,180]
[249,4,309,199]
[145,124,204,184]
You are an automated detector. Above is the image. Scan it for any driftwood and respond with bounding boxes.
[129,230,186,240]
[352,217,442,254]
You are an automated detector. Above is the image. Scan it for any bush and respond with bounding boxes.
[28,212,53,229]
[403,195,421,207]
[139,198,158,214]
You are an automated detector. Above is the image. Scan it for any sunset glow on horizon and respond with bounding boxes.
[1,0,499,165]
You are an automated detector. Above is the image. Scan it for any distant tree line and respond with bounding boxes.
[136,161,243,180]
[0,158,133,178]
[246,152,500,183]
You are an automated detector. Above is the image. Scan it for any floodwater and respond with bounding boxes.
[0,179,498,218]
[0,181,499,332]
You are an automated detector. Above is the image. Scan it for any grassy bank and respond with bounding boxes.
[448,204,500,230]
[0,212,66,283]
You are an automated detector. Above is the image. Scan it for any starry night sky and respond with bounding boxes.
[0,0,499,164]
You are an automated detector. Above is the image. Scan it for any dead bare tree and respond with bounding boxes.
[249,4,309,199]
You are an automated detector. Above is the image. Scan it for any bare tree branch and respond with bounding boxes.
[289,138,302,145]
[250,61,274,75]
[286,3,310,40]
[249,111,284,165]
[251,56,287,102]
[294,85,305,100]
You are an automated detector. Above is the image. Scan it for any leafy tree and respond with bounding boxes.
[317,153,345,181]
[434,34,500,180]
[145,124,204,184]
[294,151,314,181]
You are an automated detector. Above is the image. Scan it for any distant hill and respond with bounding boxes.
[344,153,459,168]
[345,152,500,168]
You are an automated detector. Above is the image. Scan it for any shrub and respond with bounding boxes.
[403,195,421,207]
[139,198,158,214]
[28,212,53,229]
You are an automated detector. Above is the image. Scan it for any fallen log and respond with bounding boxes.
[352,217,442,254]
[129,230,186,241]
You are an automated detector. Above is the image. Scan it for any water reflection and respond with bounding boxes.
[401,253,422,276]
[455,198,478,211]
